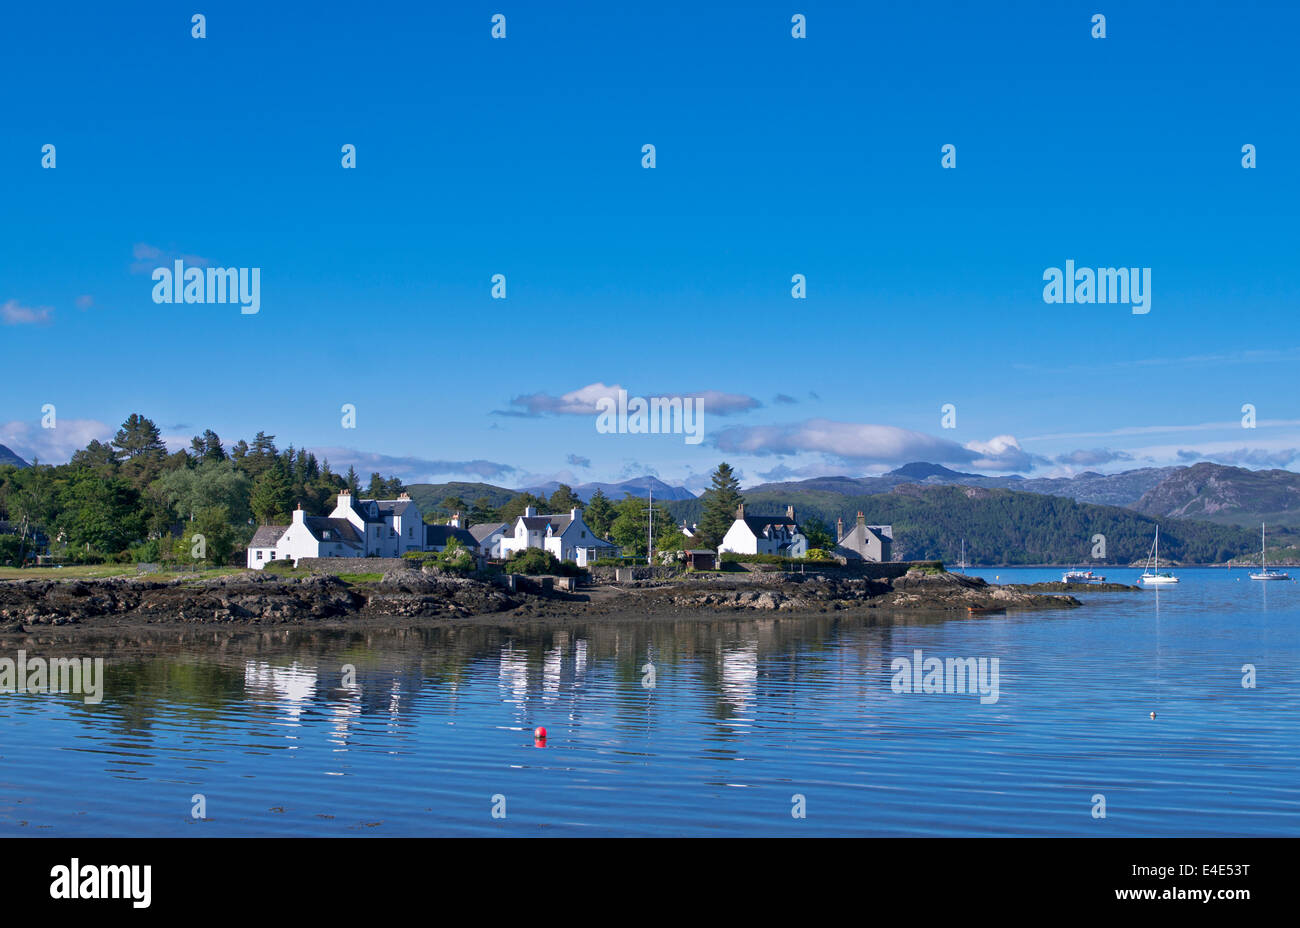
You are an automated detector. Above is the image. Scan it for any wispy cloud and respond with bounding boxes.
[0,418,113,464]
[2,300,52,326]
[310,447,516,482]
[711,419,1040,472]
[495,382,761,418]
[130,242,211,274]
[566,453,591,468]
[1053,448,1134,466]
[1175,447,1298,468]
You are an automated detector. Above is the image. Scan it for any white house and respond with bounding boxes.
[717,504,808,558]
[498,506,620,567]
[469,521,509,559]
[249,490,445,569]
[251,506,366,567]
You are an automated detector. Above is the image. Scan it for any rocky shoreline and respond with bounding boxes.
[0,567,1101,636]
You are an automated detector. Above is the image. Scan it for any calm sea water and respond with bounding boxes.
[2,567,1297,836]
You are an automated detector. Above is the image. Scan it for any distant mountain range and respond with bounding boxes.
[404,460,1300,563]
[521,476,696,503]
[0,445,29,468]
[405,475,696,517]
[664,481,1266,566]
[739,461,1300,528]
[742,461,1179,510]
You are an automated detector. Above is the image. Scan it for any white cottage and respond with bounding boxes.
[717,504,808,558]
[469,521,509,559]
[247,490,439,568]
[498,506,620,566]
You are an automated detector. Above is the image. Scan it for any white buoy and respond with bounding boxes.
[1150,711,1157,719]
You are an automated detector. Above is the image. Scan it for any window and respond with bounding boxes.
[256,550,263,560]
[270,552,277,559]
[408,527,413,538]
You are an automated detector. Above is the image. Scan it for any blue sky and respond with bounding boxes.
[3,1,1299,491]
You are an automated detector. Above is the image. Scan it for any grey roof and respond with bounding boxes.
[375,499,418,518]
[426,524,478,548]
[250,525,288,548]
[520,516,553,532]
[303,517,363,546]
[469,522,508,543]
[337,495,384,523]
[740,516,799,537]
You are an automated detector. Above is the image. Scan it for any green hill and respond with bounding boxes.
[666,483,1266,565]
[404,482,518,517]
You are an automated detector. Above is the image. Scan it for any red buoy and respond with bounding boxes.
[534,726,547,740]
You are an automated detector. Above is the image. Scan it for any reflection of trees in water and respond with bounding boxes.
[12,609,952,740]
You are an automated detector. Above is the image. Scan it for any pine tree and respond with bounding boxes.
[584,489,615,538]
[697,462,744,549]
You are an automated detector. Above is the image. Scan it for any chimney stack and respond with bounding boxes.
[450,511,462,528]
[786,504,796,522]
[524,506,537,518]
[736,502,745,519]
[836,517,844,541]
[857,511,865,527]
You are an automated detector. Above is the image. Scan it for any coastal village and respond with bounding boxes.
[244,490,893,572]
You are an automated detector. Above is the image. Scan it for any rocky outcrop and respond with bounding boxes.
[0,567,1078,631]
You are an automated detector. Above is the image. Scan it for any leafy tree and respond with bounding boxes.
[498,492,548,523]
[697,462,744,549]
[155,459,252,524]
[188,505,238,565]
[56,471,144,554]
[469,496,497,524]
[548,484,582,513]
[584,489,616,539]
[434,536,476,575]
[441,495,468,518]
[70,440,119,472]
[802,516,835,551]
[609,496,677,558]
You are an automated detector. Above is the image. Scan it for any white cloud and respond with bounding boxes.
[497,382,761,418]
[0,418,113,464]
[2,300,52,326]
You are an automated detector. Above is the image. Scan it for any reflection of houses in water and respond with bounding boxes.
[243,660,318,726]
[718,642,759,717]
[495,636,594,724]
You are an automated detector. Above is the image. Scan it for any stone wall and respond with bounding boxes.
[296,557,413,573]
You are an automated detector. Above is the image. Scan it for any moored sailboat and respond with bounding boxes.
[1139,525,1179,586]
[1249,523,1289,581]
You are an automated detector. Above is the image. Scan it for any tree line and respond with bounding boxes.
[0,414,407,566]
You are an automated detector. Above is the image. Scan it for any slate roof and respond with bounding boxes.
[520,517,553,532]
[469,522,508,543]
[375,499,417,519]
[739,516,800,537]
[249,525,288,548]
[426,524,479,549]
[303,517,363,546]
[338,496,384,523]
